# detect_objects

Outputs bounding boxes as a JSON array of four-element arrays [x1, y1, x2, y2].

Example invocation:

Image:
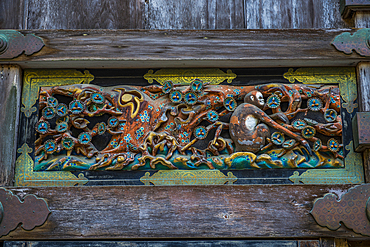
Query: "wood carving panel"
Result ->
[[34, 82, 343, 172], [15, 68, 362, 186]]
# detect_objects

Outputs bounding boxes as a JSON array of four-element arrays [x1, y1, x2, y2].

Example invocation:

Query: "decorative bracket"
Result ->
[[311, 184, 370, 237], [332, 28, 370, 57], [0, 187, 50, 237], [0, 30, 45, 59], [340, 0, 370, 19]]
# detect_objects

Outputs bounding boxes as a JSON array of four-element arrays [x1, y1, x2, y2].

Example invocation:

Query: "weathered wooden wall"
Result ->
[[0, 0, 351, 29]]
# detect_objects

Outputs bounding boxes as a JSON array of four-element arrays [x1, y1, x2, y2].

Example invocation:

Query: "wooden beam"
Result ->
[[0, 29, 368, 69], [0, 65, 21, 186], [2, 184, 369, 240]]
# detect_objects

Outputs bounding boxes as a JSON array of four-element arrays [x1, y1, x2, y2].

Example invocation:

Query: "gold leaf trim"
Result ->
[[140, 170, 237, 185], [15, 143, 88, 187], [289, 142, 363, 184], [144, 69, 236, 85], [283, 67, 358, 113], [21, 69, 94, 117]]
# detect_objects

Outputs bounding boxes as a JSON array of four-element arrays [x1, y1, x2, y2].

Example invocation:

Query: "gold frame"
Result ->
[[284, 67, 363, 184], [14, 68, 364, 186], [15, 70, 93, 186]]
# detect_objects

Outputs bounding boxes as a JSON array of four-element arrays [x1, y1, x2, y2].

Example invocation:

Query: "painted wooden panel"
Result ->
[[26, 0, 145, 29]]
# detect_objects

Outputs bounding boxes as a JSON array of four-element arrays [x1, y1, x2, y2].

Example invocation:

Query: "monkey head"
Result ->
[[244, 90, 264, 109]]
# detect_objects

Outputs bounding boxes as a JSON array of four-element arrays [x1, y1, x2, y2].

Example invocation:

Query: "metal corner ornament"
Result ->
[[332, 28, 370, 57], [311, 184, 370, 237], [0, 188, 50, 237], [0, 30, 44, 59]]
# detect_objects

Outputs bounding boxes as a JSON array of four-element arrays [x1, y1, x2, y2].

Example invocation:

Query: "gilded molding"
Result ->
[[15, 143, 88, 187], [284, 67, 358, 113], [311, 184, 370, 236], [144, 69, 236, 85], [0, 30, 44, 59], [140, 170, 237, 185]]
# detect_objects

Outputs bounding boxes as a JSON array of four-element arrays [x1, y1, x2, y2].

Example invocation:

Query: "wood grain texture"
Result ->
[[2, 0, 351, 30], [146, 0, 244, 29], [2, 29, 369, 69], [1, 184, 369, 240], [26, 0, 145, 29], [0, 0, 26, 29], [240, 0, 348, 29], [3, 240, 299, 247], [0, 65, 22, 186], [356, 63, 370, 183], [355, 11, 370, 28], [356, 62, 370, 112]]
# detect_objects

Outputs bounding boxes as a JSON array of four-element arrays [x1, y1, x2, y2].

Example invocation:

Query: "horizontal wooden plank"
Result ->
[[2, 184, 369, 240], [1, 29, 369, 69], [3, 240, 299, 247]]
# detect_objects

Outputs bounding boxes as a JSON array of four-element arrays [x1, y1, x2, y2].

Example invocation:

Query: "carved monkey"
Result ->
[[229, 90, 312, 154]]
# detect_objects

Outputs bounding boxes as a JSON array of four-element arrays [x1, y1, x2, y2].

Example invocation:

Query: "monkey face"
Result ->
[[255, 91, 264, 107], [247, 91, 265, 108]]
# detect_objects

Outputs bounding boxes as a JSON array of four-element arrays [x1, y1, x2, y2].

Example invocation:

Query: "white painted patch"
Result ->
[[245, 115, 258, 131]]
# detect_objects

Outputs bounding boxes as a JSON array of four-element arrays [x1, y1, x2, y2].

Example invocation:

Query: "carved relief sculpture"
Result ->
[[33, 80, 343, 172]]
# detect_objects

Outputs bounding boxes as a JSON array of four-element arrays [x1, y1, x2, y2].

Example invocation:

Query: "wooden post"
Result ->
[[0, 65, 22, 186], [355, 11, 370, 182]]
